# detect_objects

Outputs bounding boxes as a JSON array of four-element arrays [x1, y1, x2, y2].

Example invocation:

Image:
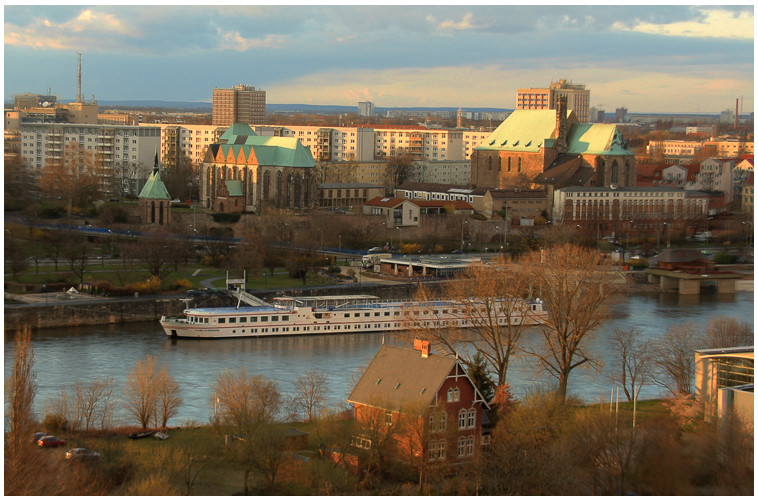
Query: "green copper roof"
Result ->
[[138, 170, 171, 200], [474, 109, 558, 153], [566, 124, 634, 156], [213, 123, 315, 168], [225, 179, 243, 197]]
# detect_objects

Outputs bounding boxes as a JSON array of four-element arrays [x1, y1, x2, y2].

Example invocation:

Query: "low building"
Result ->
[[346, 342, 491, 466], [378, 255, 480, 279], [395, 182, 492, 216], [318, 183, 384, 210], [138, 155, 172, 225], [363, 197, 420, 227]]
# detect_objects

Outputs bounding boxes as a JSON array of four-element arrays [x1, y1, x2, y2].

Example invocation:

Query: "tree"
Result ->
[[5, 233, 29, 279], [4, 327, 37, 493], [384, 154, 413, 192], [123, 232, 191, 281], [155, 368, 182, 429], [607, 328, 651, 402], [60, 231, 90, 285], [124, 355, 179, 430], [162, 152, 199, 202], [650, 322, 702, 396], [404, 255, 535, 388], [289, 369, 329, 422], [212, 369, 282, 428], [230, 228, 265, 277], [519, 244, 617, 402], [38, 142, 100, 216], [703, 315, 753, 349], [73, 377, 116, 431], [4, 153, 36, 212]]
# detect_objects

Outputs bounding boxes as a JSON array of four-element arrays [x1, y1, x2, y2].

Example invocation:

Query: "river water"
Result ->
[[5, 291, 754, 426]]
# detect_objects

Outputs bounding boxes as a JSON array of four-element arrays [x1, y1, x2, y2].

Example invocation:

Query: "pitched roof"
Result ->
[[474, 109, 559, 153], [365, 196, 411, 208], [347, 344, 459, 412], [565, 123, 634, 156], [209, 123, 315, 168], [534, 154, 594, 187], [138, 169, 171, 200]]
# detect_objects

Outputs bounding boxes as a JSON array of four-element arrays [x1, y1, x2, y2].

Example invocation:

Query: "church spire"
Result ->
[[153, 149, 159, 174]]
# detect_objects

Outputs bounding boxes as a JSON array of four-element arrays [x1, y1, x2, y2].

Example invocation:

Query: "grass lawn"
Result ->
[[7, 263, 336, 292]]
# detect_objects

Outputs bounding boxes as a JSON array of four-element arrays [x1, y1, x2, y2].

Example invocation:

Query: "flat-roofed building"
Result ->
[[517, 79, 590, 123], [695, 346, 754, 423], [318, 183, 384, 209], [212, 84, 266, 126]]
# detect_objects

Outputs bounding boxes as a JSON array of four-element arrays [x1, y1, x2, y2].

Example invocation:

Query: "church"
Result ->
[[470, 97, 636, 191], [200, 123, 317, 212]]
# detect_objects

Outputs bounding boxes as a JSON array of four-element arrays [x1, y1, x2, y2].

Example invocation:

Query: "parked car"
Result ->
[[65, 448, 100, 461], [37, 436, 66, 448], [33, 432, 47, 443]]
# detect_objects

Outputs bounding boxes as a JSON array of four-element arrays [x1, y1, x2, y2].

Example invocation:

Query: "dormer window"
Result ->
[[447, 387, 460, 402]]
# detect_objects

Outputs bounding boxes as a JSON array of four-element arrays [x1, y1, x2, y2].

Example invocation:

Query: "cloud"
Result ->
[[4, 7, 139, 50], [210, 22, 288, 51], [613, 7, 754, 40], [435, 12, 493, 32]]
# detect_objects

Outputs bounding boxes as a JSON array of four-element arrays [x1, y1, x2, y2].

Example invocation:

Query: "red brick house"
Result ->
[[346, 341, 490, 466]]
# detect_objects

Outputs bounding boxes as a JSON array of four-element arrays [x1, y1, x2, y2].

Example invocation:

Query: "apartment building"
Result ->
[[646, 138, 754, 163], [408, 160, 471, 185], [704, 138, 754, 157], [646, 139, 703, 158], [693, 158, 735, 203], [516, 79, 590, 123], [255, 125, 374, 162], [395, 182, 491, 215], [142, 123, 226, 168], [19, 123, 160, 194], [318, 183, 384, 209], [462, 130, 493, 160], [373, 126, 465, 161], [358, 101, 375, 117], [553, 186, 708, 239], [212, 84, 266, 126]]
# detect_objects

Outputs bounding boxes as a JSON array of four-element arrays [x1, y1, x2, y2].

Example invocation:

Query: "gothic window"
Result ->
[[611, 160, 619, 184], [507, 157, 512, 172], [262, 171, 271, 200], [518, 157, 522, 173], [151, 201, 155, 223]]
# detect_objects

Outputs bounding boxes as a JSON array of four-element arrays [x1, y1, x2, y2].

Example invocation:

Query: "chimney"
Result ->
[[735, 98, 739, 129], [413, 338, 431, 358], [555, 95, 568, 150]]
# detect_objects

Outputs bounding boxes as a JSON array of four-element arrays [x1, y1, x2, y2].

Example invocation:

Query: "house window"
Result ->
[[447, 387, 460, 402], [467, 409, 476, 429], [458, 409, 467, 429], [466, 435, 475, 456], [429, 439, 447, 460], [384, 411, 393, 426], [457, 436, 466, 457]]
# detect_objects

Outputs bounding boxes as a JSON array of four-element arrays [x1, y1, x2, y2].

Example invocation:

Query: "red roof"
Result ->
[[636, 163, 666, 178], [365, 196, 410, 208]]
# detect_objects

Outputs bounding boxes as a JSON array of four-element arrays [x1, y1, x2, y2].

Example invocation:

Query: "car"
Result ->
[[65, 448, 100, 461], [33, 432, 47, 443], [37, 436, 66, 448], [368, 247, 382, 253]]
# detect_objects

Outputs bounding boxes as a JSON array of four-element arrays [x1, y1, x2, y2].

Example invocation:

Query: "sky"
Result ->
[[3, 4, 755, 114]]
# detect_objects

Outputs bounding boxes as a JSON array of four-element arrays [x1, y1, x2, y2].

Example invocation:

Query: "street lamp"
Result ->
[[338, 234, 342, 254], [743, 221, 753, 246], [460, 219, 468, 253], [664, 222, 671, 248]]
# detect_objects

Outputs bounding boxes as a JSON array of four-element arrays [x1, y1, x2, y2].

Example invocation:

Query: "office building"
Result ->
[[517, 79, 590, 123], [212, 84, 266, 126]]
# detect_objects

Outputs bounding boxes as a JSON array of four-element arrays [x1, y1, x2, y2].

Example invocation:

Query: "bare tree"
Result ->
[[650, 322, 702, 396], [4, 327, 38, 494], [703, 315, 753, 349], [39, 142, 100, 216], [124, 355, 160, 430], [403, 255, 535, 389], [60, 231, 90, 285], [289, 369, 329, 422], [73, 377, 116, 431], [212, 369, 282, 428], [123, 232, 187, 281], [519, 244, 617, 402], [155, 368, 182, 429], [607, 327, 651, 401]]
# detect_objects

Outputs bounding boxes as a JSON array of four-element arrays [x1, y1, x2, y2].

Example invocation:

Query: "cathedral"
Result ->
[[200, 123, 317, 212], [470, 97, 636, 191]]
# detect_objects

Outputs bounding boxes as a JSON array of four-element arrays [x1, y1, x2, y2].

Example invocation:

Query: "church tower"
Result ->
[[138, 152, 172, 225]]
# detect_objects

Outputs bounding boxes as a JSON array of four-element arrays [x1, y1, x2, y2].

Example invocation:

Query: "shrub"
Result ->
[[172, 278, 192, 290], [211, 212, 241, 224], [327, 266, 342, 274], [130, 276, 161, 295], [42, 413, 68, 433], [713, 252, 736, 264]]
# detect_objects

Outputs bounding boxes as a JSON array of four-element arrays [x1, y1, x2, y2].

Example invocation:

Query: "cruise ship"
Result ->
[[160, 289, 546, 339]]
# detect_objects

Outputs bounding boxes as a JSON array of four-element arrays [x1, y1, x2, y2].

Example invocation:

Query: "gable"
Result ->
[[566, 124, 634, 156]]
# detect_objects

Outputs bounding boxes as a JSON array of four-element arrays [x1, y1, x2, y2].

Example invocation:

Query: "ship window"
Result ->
[[384, 312, 390, 316], [261, 316, 268, 322], [344, 313, 350, 317], [374, 312, 380, 317], [229, 318, 236, 323], [239, 317, 247, 322], [218, 318, 226, 324], [251, 317, 257, 322], [282, 316, 289, 321], [272, 316, 279, 321], [364, 313, 370, 317]]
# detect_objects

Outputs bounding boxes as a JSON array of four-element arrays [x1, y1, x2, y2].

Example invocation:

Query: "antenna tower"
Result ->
[[77, 52, 83, 103]]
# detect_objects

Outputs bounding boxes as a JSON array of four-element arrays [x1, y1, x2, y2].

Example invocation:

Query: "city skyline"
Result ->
[[4, 5, 754, 114]]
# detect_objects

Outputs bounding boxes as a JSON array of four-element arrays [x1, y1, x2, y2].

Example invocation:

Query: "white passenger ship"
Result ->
[[160, 288, 546, 339]]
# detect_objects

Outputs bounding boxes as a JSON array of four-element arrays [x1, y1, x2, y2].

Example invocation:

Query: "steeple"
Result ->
[[154, 149, 159, 173]]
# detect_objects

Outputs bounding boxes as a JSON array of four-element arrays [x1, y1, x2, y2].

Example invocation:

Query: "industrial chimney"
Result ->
[[735, 98, 739, 129], [77, 52, 83, 103]]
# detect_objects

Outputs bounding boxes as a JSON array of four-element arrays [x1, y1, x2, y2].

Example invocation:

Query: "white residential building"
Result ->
[[693, 158, 735, 202], [19, 122, 160, 194]]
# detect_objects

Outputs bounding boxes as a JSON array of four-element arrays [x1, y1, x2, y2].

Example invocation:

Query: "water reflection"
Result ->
[[5, 291, 753, 425]]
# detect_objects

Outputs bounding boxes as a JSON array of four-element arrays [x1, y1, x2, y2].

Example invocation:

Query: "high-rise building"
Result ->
[[212, 84, 266, 126], [516, 79, 590, 123], [358, 101, 375, 117]]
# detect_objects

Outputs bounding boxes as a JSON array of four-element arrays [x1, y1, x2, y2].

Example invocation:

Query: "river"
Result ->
[[5, 291, 754, 426]]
